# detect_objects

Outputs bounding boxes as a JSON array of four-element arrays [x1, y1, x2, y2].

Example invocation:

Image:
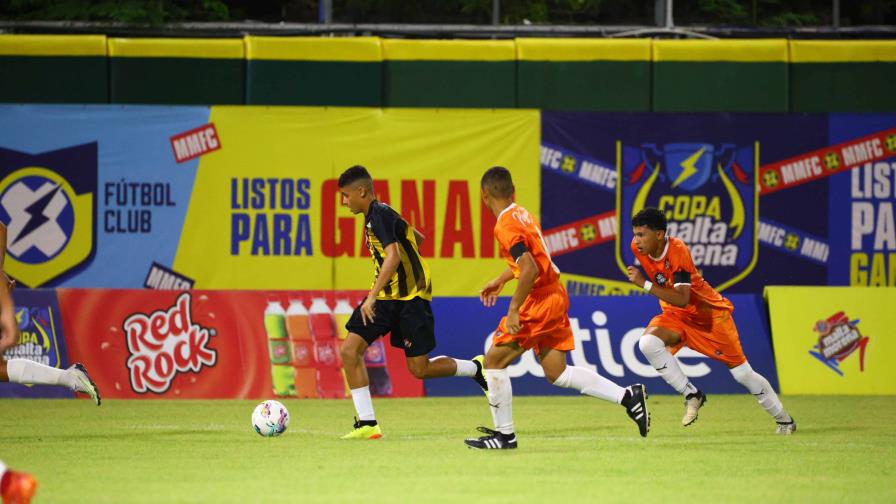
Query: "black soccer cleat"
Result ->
[[70, 362, 101, 406], [471, 355, 488, 394], [464, 427, 517, 450], [621, 383, 650, 437]]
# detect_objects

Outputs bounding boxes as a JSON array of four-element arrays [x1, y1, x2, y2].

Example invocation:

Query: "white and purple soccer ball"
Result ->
[[252, 400, 290, 437]]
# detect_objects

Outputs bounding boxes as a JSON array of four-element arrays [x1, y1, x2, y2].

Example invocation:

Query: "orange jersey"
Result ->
[[631, 237, 733, 314], [495, 203, 559, 290]]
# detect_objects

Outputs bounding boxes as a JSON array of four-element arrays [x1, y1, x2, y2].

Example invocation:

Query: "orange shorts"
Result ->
[[648, 308, 746, 367], [493, 283, 575, 355]]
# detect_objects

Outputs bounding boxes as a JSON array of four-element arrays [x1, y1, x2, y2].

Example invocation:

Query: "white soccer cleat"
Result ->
[[68, 363, 101, 406], [682, 390, 707, 426], [776, 417, 796, 435]]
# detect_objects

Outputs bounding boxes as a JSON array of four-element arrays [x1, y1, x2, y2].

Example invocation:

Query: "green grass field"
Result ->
[[1, 395, 894, 503]]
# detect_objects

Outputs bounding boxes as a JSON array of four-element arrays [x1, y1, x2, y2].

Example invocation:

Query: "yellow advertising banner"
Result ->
[[765, 286, 895, 394], [174, 107, 540, 295]]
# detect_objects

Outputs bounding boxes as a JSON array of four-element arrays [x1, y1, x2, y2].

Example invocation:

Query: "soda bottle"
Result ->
[[264, 298, 295, 397], [308, 298, 345, 398], [286, 299, 317, 398], [333, 299, 354, 340]]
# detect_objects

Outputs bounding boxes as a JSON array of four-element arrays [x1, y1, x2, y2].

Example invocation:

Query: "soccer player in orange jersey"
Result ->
[[0, 223, 100, 405], [0, 460, 37, 504], [625, 207, 795, 434], [464, 167, 649, 450]]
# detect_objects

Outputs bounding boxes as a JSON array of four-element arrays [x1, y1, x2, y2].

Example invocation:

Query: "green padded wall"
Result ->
[[0, 35, 108, 104], [109, 38, 244, 105], [517, 38, 651, 112], [653, 39, 789, 113]]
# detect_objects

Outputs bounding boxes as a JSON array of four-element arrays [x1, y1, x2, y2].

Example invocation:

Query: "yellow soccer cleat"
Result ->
[[341, 418, 383, 440], [471, 355, 488, 395]]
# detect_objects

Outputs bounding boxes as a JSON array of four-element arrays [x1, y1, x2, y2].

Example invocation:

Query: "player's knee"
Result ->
[[406, 361, 427, 379], [339, 342, 362, 364], [638, 334, 664, 356]]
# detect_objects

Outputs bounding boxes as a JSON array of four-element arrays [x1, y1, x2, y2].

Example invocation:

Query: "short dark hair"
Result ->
[[481, 166, 515, 198], [338, 165, 373, 190], [632, 207, 667, 231]]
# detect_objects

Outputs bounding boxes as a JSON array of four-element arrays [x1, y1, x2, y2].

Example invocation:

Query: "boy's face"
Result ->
[[632, 225, 665, 256], [339, 182, 367, 214]]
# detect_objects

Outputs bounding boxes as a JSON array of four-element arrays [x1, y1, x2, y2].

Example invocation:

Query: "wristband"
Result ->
[[642, 280, 653, 292]]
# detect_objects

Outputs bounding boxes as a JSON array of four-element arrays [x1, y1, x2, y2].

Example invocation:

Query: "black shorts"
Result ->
[[344, 297, 435, 357]]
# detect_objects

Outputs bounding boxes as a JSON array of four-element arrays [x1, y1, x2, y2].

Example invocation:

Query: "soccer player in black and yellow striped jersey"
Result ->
[[337, 165, 486, 440]]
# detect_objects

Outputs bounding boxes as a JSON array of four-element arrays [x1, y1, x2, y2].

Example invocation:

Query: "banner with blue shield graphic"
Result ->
[[0, 289, 73, 398]]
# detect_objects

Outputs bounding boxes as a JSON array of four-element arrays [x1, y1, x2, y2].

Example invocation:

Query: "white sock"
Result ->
[[350, 386, 376, 421], [552, 366, 626, 404], [6, 359, 76, 389], [730, 362, 790, 422], [0, 459, 6, 478], [484, 369, 514, 435], [451, 358, 477, 378], [638, 335, 697, 396]]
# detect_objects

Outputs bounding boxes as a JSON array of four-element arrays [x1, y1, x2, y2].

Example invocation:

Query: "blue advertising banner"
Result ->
[[541, 112, 896, 292], [0, 288, 73, 398], [426, 294, 777, 396]]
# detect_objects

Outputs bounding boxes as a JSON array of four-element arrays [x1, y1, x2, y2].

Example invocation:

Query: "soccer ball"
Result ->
[[251, 400, 290, 437]]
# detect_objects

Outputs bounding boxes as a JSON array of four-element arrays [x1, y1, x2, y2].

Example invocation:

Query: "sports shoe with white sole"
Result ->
[[464, 427, 517, 450], [621, 384, 650, 437], [682, 390, 706, 426], [776, 417, 797, 435], [69, 363, 101, 406]]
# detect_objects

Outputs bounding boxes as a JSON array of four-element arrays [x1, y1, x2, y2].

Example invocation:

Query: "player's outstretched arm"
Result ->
[[480, 267, 514, 307], [506, 253, 538, 334], [625, 265, 690, 308]]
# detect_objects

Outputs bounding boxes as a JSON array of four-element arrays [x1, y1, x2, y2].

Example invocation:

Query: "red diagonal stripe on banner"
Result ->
[[759, 127, 896, 195], [542, 210, 616, 257]]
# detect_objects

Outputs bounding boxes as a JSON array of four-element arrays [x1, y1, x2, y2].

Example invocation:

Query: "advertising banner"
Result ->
[[0, 288, 73, 398], [426, 293, 777, 396], [0, 106, 539, 295], [766, 286, 894, 394], [56, 289, 422, 399], [541, 112, 896, 293]]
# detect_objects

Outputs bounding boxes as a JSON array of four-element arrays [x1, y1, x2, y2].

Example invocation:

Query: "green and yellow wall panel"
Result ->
[[790, 41, 896, 112], [652, 39, 789, 112], [0, 35, 108, 103], [108, 38, 244, 104], [382, 39, 516, 108], [516, 38, 651, 111], [245, 36, 382, 106]]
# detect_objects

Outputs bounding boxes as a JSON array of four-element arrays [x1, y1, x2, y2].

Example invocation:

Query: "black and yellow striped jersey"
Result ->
[[365, 200, 432, 301]]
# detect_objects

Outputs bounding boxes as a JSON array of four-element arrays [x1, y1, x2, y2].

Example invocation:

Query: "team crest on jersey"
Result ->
[[654, 272, 667, 286], [0, 143, 97, 287], [616, 141, 758, 291]]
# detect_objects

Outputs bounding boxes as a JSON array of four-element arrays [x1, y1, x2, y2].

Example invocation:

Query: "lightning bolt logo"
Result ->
[[671, 147, 705, 188], [11, 184, 62, 247]]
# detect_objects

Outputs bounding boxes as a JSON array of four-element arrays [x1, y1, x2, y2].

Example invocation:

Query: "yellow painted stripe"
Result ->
[[791, 41, 896, 63], [516, 38, 650, 61], [0, 35, 106, 56], [246, 36, 381, 62], [108, 38, 244, 59], [382, 39, 515, 61], [654, 39, 788, 62]]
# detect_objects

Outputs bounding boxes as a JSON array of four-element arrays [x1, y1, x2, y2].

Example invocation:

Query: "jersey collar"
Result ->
[[649, 237, 670, 261], [497, 202, 517, 220]]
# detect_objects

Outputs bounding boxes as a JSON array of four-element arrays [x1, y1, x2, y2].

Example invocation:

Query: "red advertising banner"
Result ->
[[57, 289, 424, 399]]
